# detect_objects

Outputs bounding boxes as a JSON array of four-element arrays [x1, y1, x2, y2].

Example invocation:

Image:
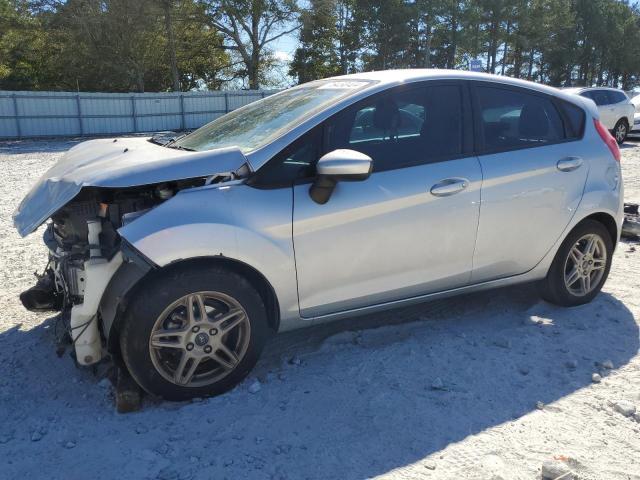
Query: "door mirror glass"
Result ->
[[310, 149, 372, 204]]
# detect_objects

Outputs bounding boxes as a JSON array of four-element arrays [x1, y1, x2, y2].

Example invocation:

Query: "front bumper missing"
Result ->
[[71, 252, 124, 365]]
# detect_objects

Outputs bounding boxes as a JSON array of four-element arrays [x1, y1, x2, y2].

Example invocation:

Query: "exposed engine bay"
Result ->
[[19, 178, 212, 365], [14, 135, 252, 372]]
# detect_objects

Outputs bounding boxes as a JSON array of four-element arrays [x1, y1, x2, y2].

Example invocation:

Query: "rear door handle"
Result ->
[[557, 157, 583, 172], [430, 178, 469, 197]]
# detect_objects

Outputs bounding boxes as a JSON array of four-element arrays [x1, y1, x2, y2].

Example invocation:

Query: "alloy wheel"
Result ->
[[149, 291, 251, 387], [563, 233, 607, 297], [615, 123, 627, 143]]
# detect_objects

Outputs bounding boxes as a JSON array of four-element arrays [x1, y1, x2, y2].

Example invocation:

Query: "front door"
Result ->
[[292, 82, 482, 317]]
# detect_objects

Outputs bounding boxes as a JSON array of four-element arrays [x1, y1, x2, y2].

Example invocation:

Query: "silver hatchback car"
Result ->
[[15, 70, 624, 400]]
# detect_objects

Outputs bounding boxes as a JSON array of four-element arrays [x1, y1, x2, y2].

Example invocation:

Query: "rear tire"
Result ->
[[119, 265, 269, 401], [613, 119, 628, 144], [539, 220, 613, 307]]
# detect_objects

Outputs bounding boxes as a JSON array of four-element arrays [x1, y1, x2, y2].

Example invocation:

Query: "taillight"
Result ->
[[594, 119, 621, 162]]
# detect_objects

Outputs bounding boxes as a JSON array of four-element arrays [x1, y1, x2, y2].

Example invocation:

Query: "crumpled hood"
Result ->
[[13, 137, 249, 237]]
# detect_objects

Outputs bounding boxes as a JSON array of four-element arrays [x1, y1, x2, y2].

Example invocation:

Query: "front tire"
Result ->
[[539, 220, 613, 307], [613, 119, 628, 144], [119, 265, 269, 401]]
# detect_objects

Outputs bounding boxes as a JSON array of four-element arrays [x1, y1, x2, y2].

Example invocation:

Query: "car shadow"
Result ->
[[0, 283, 637, 479]]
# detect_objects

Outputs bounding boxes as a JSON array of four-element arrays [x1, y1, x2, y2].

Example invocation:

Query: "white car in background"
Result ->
[[565, 87, 635, 144], [631, 93, 640, 134]]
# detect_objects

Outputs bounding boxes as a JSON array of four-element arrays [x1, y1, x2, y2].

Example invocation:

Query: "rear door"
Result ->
[[470, 83, 589, 283]]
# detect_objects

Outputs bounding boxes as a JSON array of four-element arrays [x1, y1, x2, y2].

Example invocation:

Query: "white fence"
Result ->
[[0, 90, 279, 139]]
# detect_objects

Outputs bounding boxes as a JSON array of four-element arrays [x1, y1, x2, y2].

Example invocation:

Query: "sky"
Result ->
[[264, 28, 299, 87]]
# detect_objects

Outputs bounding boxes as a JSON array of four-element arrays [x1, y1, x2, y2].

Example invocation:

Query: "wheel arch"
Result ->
[[104, 255, 281, 355], [582, 211, 619, 247]]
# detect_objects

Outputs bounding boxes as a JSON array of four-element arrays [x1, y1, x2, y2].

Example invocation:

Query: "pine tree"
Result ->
[[290, 0, 341, 83]]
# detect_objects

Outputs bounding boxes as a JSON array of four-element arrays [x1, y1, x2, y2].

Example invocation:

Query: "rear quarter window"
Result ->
[[609, 91, 628, 104], [557, 100, 585, 140]]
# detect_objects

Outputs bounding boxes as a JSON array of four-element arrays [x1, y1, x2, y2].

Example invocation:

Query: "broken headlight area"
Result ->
[[19, 179, 205, 365]]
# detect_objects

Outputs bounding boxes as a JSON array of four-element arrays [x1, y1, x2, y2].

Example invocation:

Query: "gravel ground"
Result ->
[[0, 137, 639, 480]]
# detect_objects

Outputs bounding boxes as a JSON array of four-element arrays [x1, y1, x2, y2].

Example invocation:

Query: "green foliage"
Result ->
[[291, 0, 640, 89], [289, 0, 342, 82], [0, 0, 231, 91], [3, 0, 640, 90]]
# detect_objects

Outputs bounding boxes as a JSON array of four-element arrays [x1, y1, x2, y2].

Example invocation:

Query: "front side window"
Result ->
[[174, 79, 374, 153], [326, 84, 463, 171], [477, 86, 565, 152]]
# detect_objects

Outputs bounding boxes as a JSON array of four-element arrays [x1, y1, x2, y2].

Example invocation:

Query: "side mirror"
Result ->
[[309, 149, 373, 204]]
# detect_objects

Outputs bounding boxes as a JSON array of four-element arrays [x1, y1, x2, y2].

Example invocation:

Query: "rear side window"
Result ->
[[476, 86, 565, 152], [581, 90, 611, 106], [557, 100, 585, 139]]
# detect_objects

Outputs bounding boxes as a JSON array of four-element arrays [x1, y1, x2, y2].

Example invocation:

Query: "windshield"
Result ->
[[174, 80, 375, 153]]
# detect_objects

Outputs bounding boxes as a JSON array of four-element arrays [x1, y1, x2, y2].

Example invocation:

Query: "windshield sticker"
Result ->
[[317, 81, 366, 90]]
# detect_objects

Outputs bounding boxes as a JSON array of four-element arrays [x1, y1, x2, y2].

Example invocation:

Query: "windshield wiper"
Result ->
[[149, 136, 168, 146], [148, 131, 192, 148], [164, 133, 188, 146], [166, 144, 196, 152]]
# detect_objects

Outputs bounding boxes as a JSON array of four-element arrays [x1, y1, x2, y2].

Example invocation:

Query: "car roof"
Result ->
[[563, 86, 626, 93], [328, 69, 589, 107], [335, 69, 560, 94]]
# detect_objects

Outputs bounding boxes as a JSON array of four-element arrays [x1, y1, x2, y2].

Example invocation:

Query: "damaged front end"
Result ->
[[23, 183, 188, 365], [14, 137, 251, 366]]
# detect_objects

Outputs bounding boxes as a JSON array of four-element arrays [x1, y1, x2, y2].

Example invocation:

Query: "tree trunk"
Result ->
[[163, 0, 180, 92], [488, 15, 499, 74], [513, 44, 522, 78], [564, 64, 573, 87], [527, 49, 534, 80], [424, 20, 432, 68], [136, 70, 145, 93], [448, 6, 458, 69], [473, 22, 480, 58], [248, 8, 261, 90], [338, 3, 348, 74], [501, 21, 511, 76], [249, 51, 260, 89]]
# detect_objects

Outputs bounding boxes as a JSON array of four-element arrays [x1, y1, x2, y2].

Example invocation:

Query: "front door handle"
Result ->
[[557, 156, 583, 172], [430, 178, 469, 197]]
